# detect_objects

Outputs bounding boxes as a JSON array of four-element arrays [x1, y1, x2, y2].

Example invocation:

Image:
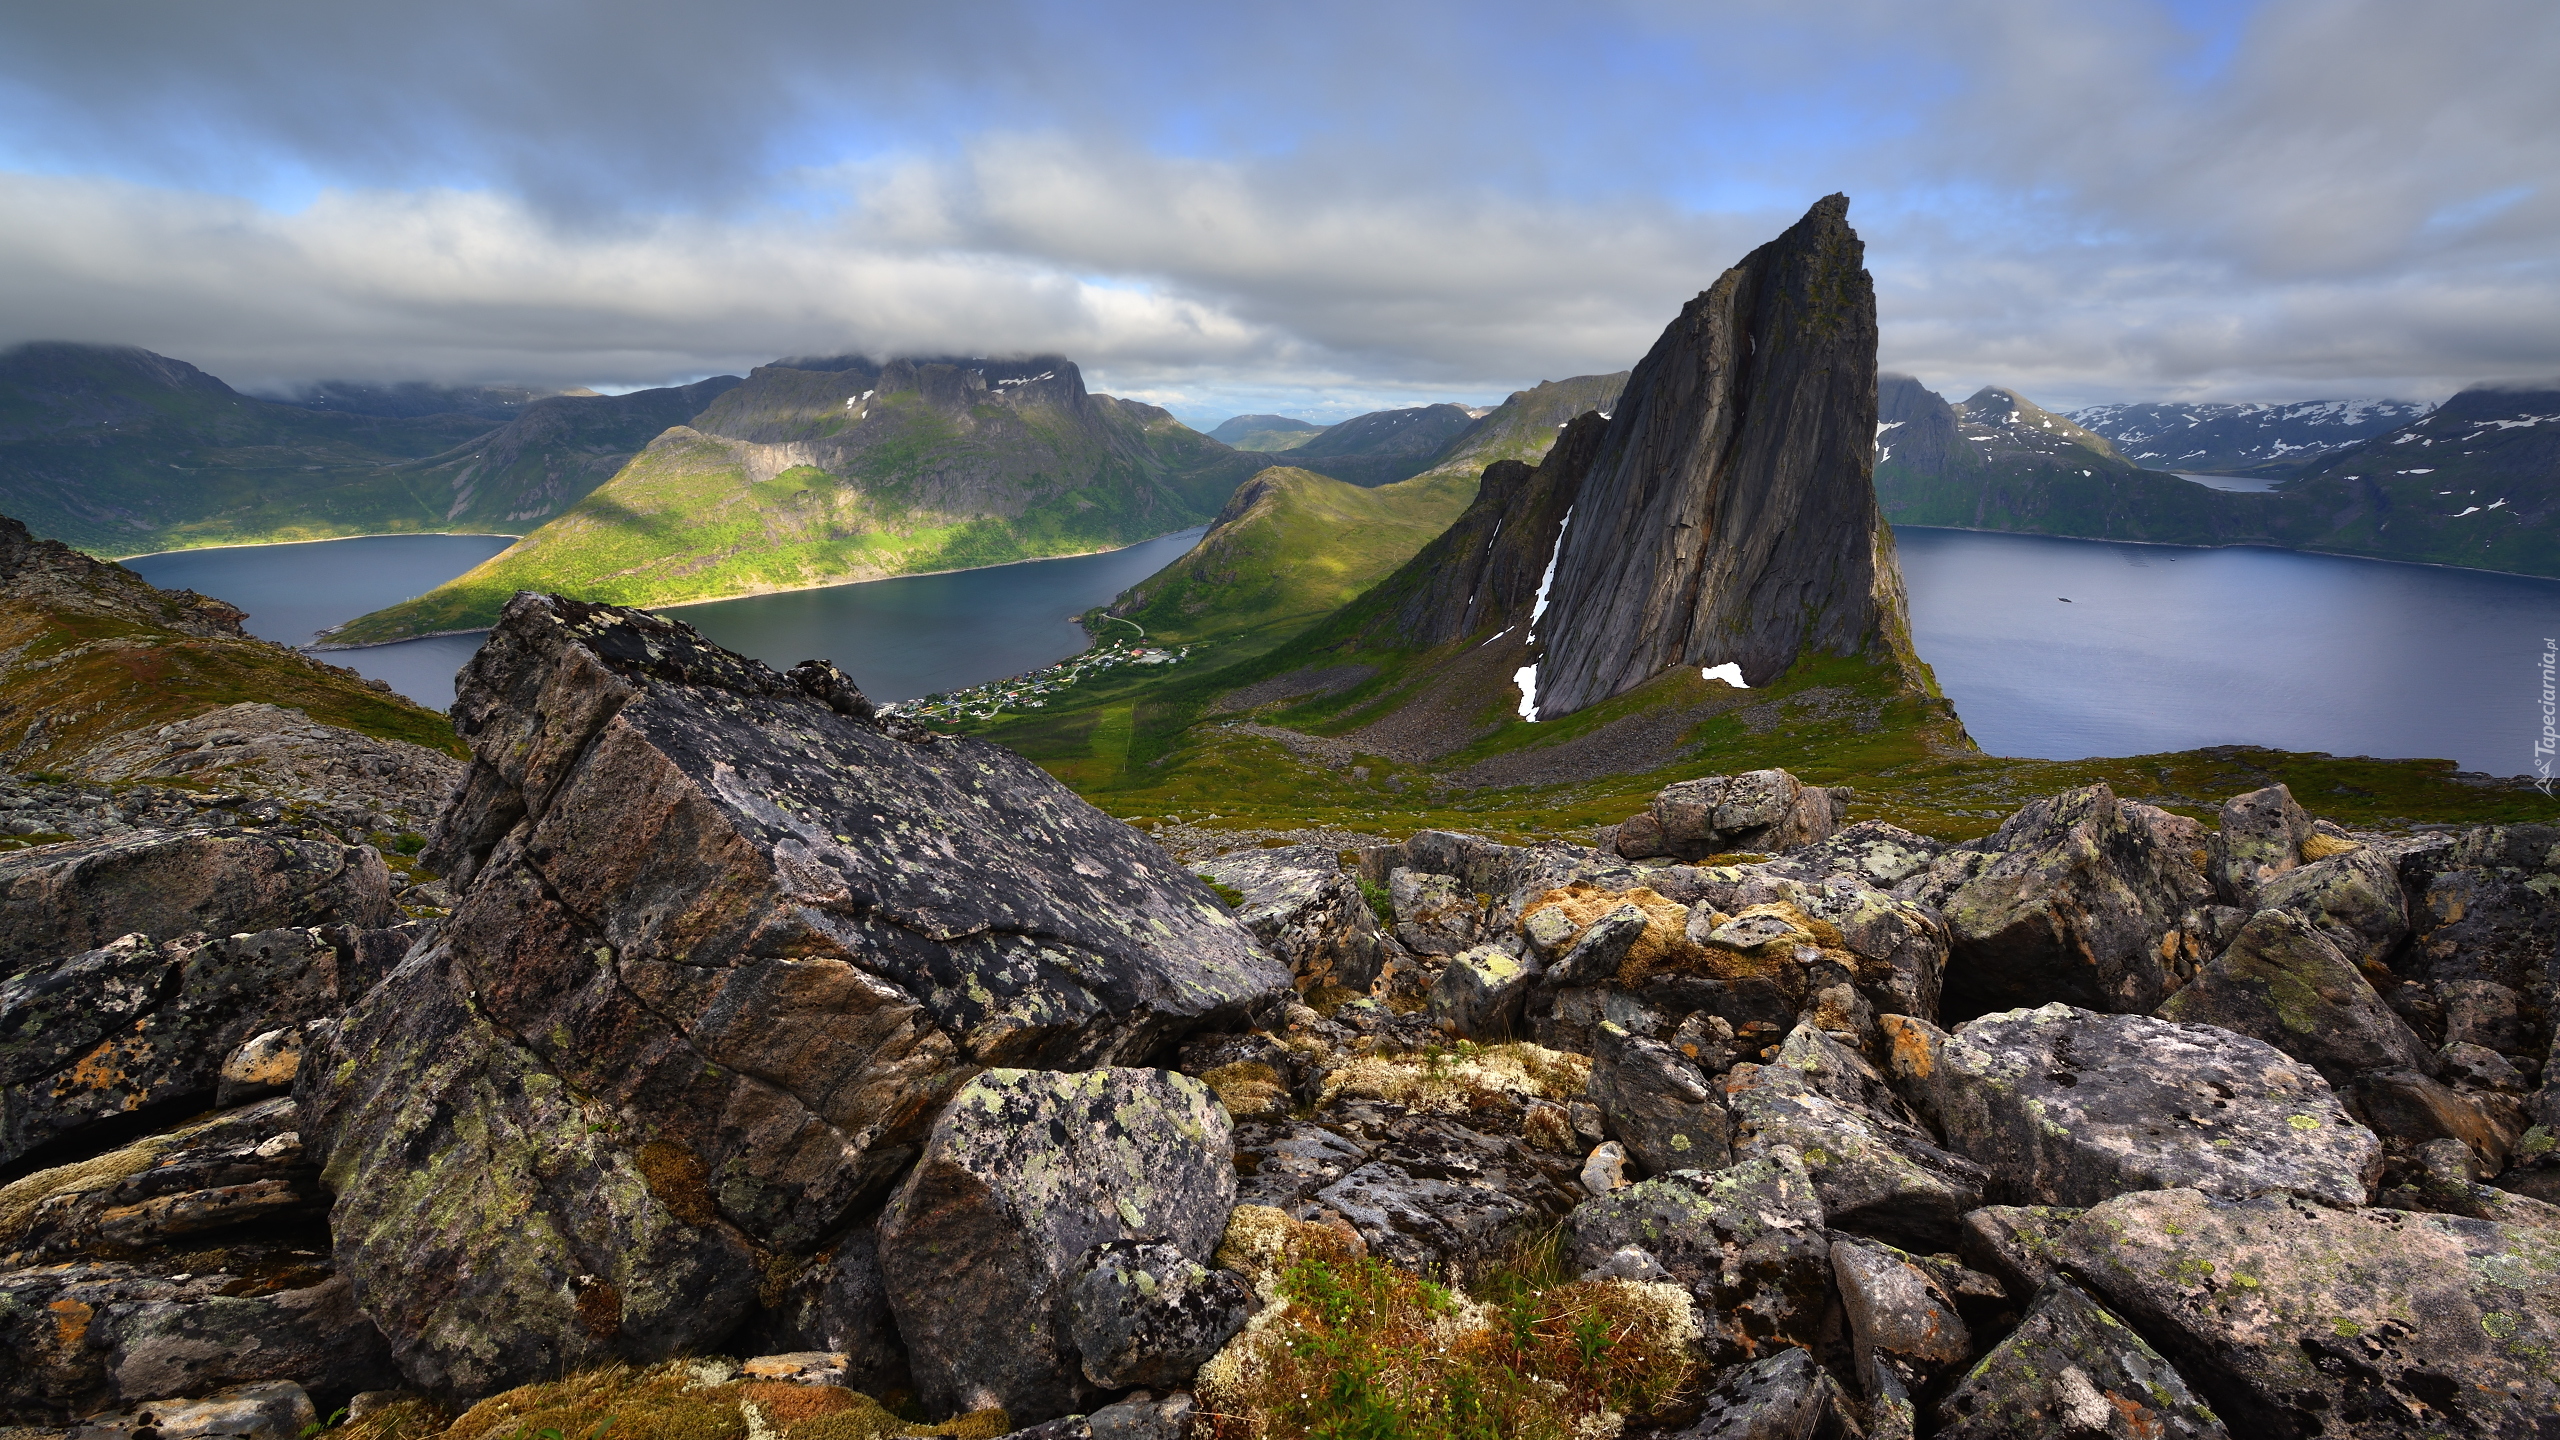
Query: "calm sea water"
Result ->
[[1895, 528, 2560, 776], [133, 529, 1206, 710], [121, 526, 2560, 777]]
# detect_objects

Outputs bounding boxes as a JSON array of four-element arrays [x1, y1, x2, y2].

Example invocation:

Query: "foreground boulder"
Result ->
[[2058, 1187, 2560, 1437], [1904, 785, 2212, 1016], [1189, 846, 1387, 998], [302, 594, 1287, 1397], [1727, 1024, 1986, 1251], [877, 1068, 1235, 1423], [2156, 907, 2434, 1086], [1896, 1005, 2380, 1209], [0, 830, 390, 979], [1563, 1150, 1832, 1367]]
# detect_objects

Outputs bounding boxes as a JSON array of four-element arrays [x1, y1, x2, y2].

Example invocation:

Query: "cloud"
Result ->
[[0, 0, 2553, 415]]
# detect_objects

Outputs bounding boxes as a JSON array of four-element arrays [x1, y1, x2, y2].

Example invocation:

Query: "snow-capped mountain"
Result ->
[[2067, 398, 2431, 474]]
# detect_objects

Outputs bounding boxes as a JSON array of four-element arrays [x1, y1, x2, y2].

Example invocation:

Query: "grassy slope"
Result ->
[[1402, 374, 1628, 487], [330, 377, 1262, 642], [1105, 466, 1479, 654], [1, 563, 461, 770]]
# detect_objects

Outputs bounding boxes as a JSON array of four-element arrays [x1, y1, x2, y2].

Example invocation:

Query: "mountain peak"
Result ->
[[1527, 193, 1920, 716]]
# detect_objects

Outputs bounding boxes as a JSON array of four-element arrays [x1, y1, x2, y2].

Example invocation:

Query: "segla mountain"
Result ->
[[326, 356, 1263, 642]]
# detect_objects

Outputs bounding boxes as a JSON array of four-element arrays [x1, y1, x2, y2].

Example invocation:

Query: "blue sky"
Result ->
[[1, 0, 2553, 424]]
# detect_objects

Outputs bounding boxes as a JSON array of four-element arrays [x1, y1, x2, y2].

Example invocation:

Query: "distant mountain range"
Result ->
[[2067, 398, 2431, 475], [1876, 374, 2559, 577], [1207, 414, 1323, 451]]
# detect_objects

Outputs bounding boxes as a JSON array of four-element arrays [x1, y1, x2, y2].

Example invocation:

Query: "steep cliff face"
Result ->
[[1528, 195, 1917, 717]]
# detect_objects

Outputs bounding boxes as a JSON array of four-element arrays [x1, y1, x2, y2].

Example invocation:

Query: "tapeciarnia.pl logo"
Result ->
[[2539, 637, 2557, 796]]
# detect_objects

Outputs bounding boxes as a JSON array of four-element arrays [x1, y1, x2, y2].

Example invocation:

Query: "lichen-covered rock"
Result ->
[[1588, 1022, 1730, 1177], [1603, 770, 1846, 862], [1549, 902, 1652, 987], [3, 927, 358, 1168], [0, 1259, 393, 1421], [1759, 820, 1947, 890], [2397, 825, 2560, 1064], [1669, 1346, 1863, 1439], [1831, 1237, 1971, 1401], [2252, 846, 2409, 970], [1723, 1023, 1984, 1252], [2156, 907, 2434, 1086], [0, 830, 391, 979], [2058, 1186, 2560, 1438], [1429, 945, 1537, 1040], [1307, 1115, 1583, 1274], [2208, 784, 2315, 905], [1, 1098, 321, 1264], [1388, 868, 1480, 956], [1903, 1005, 2380, 1209], [1191, 847, 1387, 998], [876, 1067, 1235, 1424], [299, 948, 762, 1400], [1955, 1205, 2081, 1299], [1066, 1240, 1249, 1390], [1934, 1275, 2228, 1440], [1563, 1151, 1832, 1367], [2379, 1138, 2560, 1229], [72, 701, 465, 841], [2353, 1066, 2524, 1171], [1902, 785, 2213, 1016]]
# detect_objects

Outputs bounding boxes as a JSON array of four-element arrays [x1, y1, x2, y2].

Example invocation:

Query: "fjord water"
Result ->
[[131, 528, 1207, 708], [1895, 528, 2559, 775], [120, 527, 2558, 777]]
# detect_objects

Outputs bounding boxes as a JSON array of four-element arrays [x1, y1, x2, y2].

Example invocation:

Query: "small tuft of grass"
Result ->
[[1196, 1241, 1695, 1439]]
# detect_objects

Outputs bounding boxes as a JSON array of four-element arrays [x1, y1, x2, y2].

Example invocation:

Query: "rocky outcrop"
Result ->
[[0, 831, 391, 979], [69, 703, 465, 839], [1599, 769, 1848, 862], [301, 594, 1286, 1398], [1895, 1005, 2381, 1209], [3, 925, 403, 1168], [1563, 1151, 1832, 1368], [876, 1068, 1235, 1423], [1726, 1024, 1986, 1251], [1904, 784, 2215, 1016], [1530, 194, 1920, 715], [1190, 846, 1387, 998]]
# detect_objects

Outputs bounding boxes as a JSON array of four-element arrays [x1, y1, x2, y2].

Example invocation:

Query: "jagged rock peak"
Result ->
[[1529, 193, 1920, 716]]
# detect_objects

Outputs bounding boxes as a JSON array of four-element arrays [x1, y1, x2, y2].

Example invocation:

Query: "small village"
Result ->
[[881, 634, 1191, 722]]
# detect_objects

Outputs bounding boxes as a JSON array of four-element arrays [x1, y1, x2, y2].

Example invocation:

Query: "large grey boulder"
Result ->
[[1601, 769, 1847, 862], [3, 927, 380, 1168], [2058, 1186, 2560, 1438], [876, 1067, 1235, 1424], [2156, 907, 2434, 1087], [2252, 845, 2408, 970], [1903, 785, 2213, 1016], [0, 830, 390, 980], [1727, 1024, 1985, 1252], [1230, 1107, 1582, 1275], [300, 595, 1285, 1396], [1429, 944, 1538, 1039], [1897, 1004, 2380, 1209], [1190, 847, 1387, 998], [1563, 1150, 1832, 1367], [1934, 1275, 2228, 1440]]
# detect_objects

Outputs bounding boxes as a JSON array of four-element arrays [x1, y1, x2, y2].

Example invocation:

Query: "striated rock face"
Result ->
[[301, 593, 1287, 1397], [1531, 194, 1919, 716]]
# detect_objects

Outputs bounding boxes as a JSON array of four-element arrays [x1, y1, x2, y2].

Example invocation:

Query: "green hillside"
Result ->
[[1402, 373, 1628, 484], [327, 356, 1263, 643], [1102, 465, 1479, 654], [0, 342, 744, 555]]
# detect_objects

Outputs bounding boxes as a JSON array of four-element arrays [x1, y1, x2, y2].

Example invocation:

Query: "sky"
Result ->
[[1, 0, 2554, 425]]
